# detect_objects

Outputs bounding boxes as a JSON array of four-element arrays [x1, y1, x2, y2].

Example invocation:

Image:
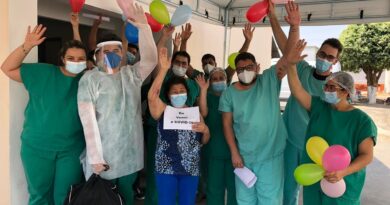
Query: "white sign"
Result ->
[[163, 106, 200, 130]]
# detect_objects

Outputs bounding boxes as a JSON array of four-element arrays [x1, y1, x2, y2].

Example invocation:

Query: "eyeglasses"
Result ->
[[324, 84, 342, 92], [236, 64, 256, 73], [317, 51, 337, 62]]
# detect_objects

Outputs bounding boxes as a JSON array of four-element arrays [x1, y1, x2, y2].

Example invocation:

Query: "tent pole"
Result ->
[[223, 0, 236, 68]]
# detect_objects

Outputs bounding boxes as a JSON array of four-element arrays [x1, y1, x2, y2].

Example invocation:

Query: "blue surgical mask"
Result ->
[[170, 93, 187, 108], [126, 52, 137, 65], [104, 52, 122, 69], [212, 81, 227, 93], [323, 91, 340, 104], [65, 61, 86, 74], [316, 58, 332, 73]]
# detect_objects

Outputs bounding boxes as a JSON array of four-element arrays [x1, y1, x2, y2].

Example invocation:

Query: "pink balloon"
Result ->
[[116, 0, 134, 19], [320, 179, 346, 198], [246, 1, 269, 23], [322, 145, 351, 172]]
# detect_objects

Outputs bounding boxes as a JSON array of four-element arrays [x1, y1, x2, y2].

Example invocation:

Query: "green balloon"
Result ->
[[228, 52, 239, 69], [294, 163, 324, 186], [150, 0, 170, 25]]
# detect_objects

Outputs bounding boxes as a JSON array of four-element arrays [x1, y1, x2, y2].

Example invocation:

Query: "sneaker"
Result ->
[[134, 187, 145, 200]]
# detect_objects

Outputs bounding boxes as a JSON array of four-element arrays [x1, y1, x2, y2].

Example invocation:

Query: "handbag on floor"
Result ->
[[63, 174, 124, 205]]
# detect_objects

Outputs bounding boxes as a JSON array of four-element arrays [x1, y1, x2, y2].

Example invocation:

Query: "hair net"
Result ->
[[326, 71, 355, 96], [209, 67, 227, 79]]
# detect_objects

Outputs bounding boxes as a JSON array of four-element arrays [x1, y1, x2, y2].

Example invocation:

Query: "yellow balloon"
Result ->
[[306, 136, 329, 166], [228, 52, 239, 69]]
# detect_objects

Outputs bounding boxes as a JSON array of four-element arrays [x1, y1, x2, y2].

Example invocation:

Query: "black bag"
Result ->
[[63, 174, 124, 205]]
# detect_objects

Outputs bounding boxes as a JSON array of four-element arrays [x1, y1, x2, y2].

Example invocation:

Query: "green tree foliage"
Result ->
[[339, 23, 390, 86]]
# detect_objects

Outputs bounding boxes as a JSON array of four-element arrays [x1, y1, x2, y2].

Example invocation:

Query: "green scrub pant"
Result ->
[[20, 143, 84, 205], [145, 125, 158, 205], [111, 172, 137, 205], [206, 157, 237, 205], [283, 140, 303, 205], [235, 154, 284, 205], [303, 183, 359, 205]]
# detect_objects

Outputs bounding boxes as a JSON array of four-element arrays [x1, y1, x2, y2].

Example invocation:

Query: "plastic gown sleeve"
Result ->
[[78, 77, 106, 165], [133, 24, 158, 81]]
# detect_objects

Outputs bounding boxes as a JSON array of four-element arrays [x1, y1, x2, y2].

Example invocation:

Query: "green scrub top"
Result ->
[[302, 96, 377, 204], [283, 61, 327, 150], [203, 92, 230, 159], [219, 67, 287, 163], [20, 63, 85, 151], [145, 70, 200, 127]]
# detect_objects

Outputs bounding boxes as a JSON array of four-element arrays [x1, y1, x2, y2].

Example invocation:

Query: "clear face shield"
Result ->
[[95, 41, 123, 74]]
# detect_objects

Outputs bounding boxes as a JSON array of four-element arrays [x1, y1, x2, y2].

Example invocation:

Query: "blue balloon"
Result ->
[[125, 23, 138, 44], [171, 5, 192, 26]]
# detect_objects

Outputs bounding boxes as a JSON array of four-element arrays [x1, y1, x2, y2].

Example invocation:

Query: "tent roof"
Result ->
[[174, 0, 390, 26]]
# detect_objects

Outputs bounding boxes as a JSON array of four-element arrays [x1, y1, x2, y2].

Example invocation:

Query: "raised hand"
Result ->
[[173, 32, 181, 48], [24, 25, 47, 50], [127, 3, 148, 27], [93, 15, 103, 26], [242, 23, 255, 41], [180, 23, 192, 42], [162, 26, 175, 37], [267, 0, 276, 16], [286, 39, 307, 65], [158, 47, 171, 71], [284, 1, 301, 26], [195, 75, 210, 92], [70, 12, 79, 27]]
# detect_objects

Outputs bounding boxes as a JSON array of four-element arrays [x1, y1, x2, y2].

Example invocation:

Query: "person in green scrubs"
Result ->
[[1, 25, 87, 205], [196, 68, 237, 205], [284, 39, 377, 205], [219, 52, 287, 205], [267, 1, 345, 204], [144, 26, 200, 205]]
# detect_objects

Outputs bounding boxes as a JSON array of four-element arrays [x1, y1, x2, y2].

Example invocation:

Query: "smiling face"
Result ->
[[62, 48, 87, 65]]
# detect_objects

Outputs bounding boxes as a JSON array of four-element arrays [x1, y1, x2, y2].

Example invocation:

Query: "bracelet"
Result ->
[[21, 44, 29, 55]]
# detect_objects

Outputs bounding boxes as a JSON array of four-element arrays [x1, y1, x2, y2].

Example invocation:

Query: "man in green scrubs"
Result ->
[[1, 24, 87, 205], [219, 52, 287, 205]]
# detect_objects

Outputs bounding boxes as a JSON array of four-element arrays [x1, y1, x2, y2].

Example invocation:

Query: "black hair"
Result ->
[[87, 50, 96, 64], [321, 38, 343, 56], [164, 76, 189, 105], [128, 43, 139, 51], [58, 40, 87, 66], [171, 51, 191, 65], [97, 33, 122, 45], [235, 52, 256, 66], [201, 53, 216, 62]]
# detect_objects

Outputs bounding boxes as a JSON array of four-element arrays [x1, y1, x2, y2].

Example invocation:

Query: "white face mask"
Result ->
[[172, 65, 187, 77], [65, 61, 86, 74], [203, 64, 215, 74], [238, 70, 256, 84]]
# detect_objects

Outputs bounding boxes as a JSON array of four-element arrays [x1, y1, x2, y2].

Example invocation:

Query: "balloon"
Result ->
[[69, 0, 85, 13], [306, 136, 329, 166], [145, 12, 163, 32], [116, 0, 134, 19], [322, 145, 351, 172], [246, 0, 269, 23], [320, 179, 346, 198], [125, 23, 139, 44], [171, 5, 192, 26], [150, 0, 170, 25], [294, 163, 324, 186], [228, 52, 239, 69]]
